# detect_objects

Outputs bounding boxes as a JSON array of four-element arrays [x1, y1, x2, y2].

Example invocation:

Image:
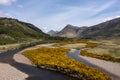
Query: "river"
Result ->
[[0, 44, 119, 80], [67, 49, 120, 80], [0, 49, 75, 80]]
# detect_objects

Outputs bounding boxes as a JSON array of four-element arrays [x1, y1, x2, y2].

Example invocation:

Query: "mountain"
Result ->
[[80, 17, 120, 39], [55, 24, 79, 38], [55, 24, 87, 38], [0, 17, 49, 45], [53, 17, 120, 39], [47, 30, 57, 36]]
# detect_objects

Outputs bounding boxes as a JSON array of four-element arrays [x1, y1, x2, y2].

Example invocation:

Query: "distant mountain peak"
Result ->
[[47, 30, 57, 36], [55, 24, 80, 38], [51, 17, 120, 39], [65, 24, 73, 27], [64, 24, 79, 29]]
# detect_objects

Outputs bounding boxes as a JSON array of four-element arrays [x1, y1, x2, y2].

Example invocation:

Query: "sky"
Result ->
[[0, 0, 120, 32]]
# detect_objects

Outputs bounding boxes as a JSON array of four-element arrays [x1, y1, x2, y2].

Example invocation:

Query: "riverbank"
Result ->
[[0, 44, 73, 80], [79, 55, 120, 80], [67, 49, 120, 80], [1, 43, 119, 80], [22, 47, 111, 80], [0, 63, 28, 80]]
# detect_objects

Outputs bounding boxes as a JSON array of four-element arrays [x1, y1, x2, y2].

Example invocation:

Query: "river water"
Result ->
[[0, 49, 75, 80], [67, 49, 97, 67], [67, 49, 120, 80]]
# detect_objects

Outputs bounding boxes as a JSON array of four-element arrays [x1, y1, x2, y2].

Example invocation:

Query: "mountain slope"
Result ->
[[80, 17, 120, 39], [0, 17, 48, 45], [55, 24, 87, 38], [47, 30, 57, 36], [56, 24, 79, 38], [53, 17, 120, 39]]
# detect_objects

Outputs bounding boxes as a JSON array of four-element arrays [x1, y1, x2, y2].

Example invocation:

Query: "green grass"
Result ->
[[0, 37, 17, 45]]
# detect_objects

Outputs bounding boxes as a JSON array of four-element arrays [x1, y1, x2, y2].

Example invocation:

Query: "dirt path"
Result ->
[[67, 49, 120, 80]]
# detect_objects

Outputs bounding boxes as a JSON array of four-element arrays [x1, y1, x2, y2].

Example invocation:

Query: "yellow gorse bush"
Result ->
[[23, 47, 111, 80], [53, 40, 99, 48], [81, 49, 120, 63]]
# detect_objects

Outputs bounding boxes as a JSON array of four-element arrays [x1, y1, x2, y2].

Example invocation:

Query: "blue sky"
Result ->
[[0, 0, 120, 32]]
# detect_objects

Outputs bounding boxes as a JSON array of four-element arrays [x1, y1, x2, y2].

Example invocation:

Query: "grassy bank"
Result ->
[[22, 47, 111, 80], [0, 43, 20, 53], [81, 49, 120, 63], [0, 40, 52, 53], [53, 39, 120, 62], [80, 39, 120, 62]]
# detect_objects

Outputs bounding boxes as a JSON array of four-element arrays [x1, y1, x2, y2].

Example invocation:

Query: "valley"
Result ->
[[1, 0, 120, 79], [0, 17, 120, 80]]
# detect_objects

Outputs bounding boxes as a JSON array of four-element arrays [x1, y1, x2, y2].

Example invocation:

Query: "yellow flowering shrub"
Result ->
[[81, 49, 120, 62], [22, 47, 111, 80], [53, 40, 99, 48]]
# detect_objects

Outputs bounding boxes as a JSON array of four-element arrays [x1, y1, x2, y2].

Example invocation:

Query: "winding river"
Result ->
[[67, 49, 120, 80], [0, 48, 75, 80], [0, 44, 120, 80], [67, 49, 99, 68]]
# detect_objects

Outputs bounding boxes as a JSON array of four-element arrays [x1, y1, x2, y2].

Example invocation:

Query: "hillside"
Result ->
[[0, 17, 49, 45], [52, 17, 120, 39], [52, 24, 87, 38], [80, 17, 120, 39], [47, 30, 57, 36], [55, 24, 79, 38]]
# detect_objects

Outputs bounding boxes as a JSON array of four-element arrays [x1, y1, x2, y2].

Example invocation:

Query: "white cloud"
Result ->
[[81, 11, 120, 27], [0, 0, 119, 32], [0, 0, 16, 6], [39, 0, 118, 31]]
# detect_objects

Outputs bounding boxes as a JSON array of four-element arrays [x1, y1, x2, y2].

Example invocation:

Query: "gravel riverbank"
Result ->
[[79, 55, 120, 80], [67, 49, 120, 80], [0, 63, 28, 80], [0, 44, 73, 80]]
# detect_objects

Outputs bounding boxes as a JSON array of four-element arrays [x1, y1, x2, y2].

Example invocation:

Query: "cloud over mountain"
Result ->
[[0, 0, 16, 6]]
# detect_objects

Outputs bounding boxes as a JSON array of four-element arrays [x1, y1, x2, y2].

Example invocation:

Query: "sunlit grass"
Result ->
[[53, 40, 99, 48], [81, 49, 120, 63]]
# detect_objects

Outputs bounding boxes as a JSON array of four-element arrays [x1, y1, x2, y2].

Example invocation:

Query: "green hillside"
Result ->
[[0, 17, 49, 45]]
